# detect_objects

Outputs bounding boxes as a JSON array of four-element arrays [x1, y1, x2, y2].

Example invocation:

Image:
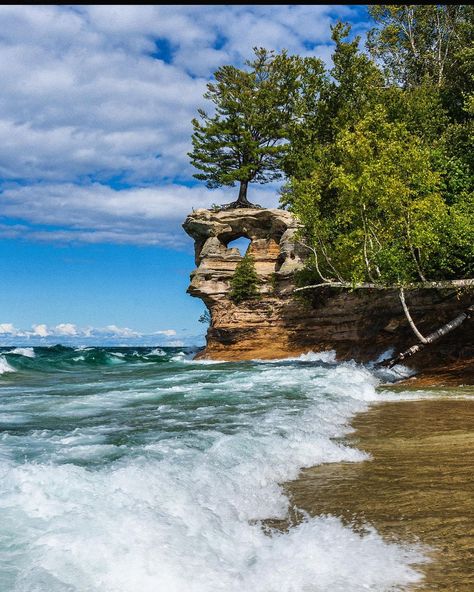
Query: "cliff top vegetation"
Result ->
[[189, 4, 473, 287]]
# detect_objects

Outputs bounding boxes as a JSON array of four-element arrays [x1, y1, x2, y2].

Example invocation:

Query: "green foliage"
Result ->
[[367, 5, 473, 89], [188, 48, 319, 203], [230, 255, 260, 304], [270, 272, 278, 294], [284, 23, 384, 181], [189, 8, 473, 287], [198, 309, 211, 325], [282, 14, 473, 287], [285, 107, 447, 285]]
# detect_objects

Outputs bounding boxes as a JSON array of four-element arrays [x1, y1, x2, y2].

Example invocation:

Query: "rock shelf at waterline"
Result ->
[[183, 207, 473, 384]]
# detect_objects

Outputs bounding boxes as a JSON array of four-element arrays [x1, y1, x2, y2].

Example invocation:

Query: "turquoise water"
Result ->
[[0, 346, 425, 591]]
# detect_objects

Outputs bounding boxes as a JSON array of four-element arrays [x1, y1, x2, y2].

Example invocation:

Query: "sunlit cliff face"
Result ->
[[182, 207, 474, 366], [182, 207, 304, 305]]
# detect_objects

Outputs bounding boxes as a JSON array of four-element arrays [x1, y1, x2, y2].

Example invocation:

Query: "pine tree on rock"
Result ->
[[188, 48, 318, 209], [230, 255, 260, 303]]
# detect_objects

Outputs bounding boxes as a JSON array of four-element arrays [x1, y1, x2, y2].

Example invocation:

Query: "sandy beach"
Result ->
[[280, 393, 474, 591]]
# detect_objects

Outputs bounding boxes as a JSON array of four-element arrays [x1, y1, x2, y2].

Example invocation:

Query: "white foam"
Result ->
[[107, 354, 125, 364], [0, 355, 16, 375], [170, 351, 228, 365], [3, 459, 426, 592], [147, 348, 166, 357], [372, 362, 417, 384], [0, 359, 427, 591], [255, 350, 338, 364], [6, 347, 36, 358]]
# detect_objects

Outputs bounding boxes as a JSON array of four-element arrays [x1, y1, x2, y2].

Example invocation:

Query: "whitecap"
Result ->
[[254, 350, 338, 364], [6, 347, 36, 358], [0, 355, 16, 375], [0, 355, 429, 591], [146, 348, 166, 357]]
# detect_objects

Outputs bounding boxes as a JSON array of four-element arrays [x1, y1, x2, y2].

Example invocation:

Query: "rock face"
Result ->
[[183, 207, 473, 374]]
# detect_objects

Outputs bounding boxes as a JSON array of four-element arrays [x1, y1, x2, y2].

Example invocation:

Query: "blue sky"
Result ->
[[0, 5, 370, 346]]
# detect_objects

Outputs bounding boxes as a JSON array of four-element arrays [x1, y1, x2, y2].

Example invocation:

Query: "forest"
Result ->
[[189, 5, 473, 288]]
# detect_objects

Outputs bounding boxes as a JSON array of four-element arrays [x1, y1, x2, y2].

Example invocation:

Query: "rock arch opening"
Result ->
[[226, 236, 252, 257]]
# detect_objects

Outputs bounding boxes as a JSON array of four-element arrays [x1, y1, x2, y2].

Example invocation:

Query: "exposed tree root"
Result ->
[[294, 279, 474, 293], [292, 279, 473, 368], [219, 200, 262, 210]]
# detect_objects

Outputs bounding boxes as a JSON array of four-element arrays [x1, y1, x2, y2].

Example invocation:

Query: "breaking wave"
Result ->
[[0, 347, 428, 591]]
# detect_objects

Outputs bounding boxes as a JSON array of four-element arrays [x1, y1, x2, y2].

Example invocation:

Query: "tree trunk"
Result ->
[[221, 180, 261, 210], [237, 180, 250, 205], [386, 304, 473, 368], [399, 287, 427, 344]]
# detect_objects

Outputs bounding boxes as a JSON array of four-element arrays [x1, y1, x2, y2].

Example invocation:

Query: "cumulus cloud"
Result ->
[[0, 323, 19, 334], [0, 5, 369, 247], [99, 325, 140, 338], [55, 323, 78, 336], [0, 321, 194, 345], [32, 324, 49, 337], [0, 182, 281, 246]]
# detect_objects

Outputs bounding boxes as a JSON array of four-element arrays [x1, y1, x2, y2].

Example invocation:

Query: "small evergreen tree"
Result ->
[[230, 255, 260, 303], [198, 308, 211, 325]]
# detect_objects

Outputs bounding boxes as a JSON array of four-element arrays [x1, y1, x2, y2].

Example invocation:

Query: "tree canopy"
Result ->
[[281, 9, 473, 287], [230, 254, 260, 303], [189, 5, 473, 285], [188, 48, 323, 208]]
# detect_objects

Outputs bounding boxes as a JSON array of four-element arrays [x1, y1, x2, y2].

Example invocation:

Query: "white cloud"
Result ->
[[0, 5, 369, 247], [0, 321, 201, 346], [55, 323, 78, 336], [155, 329, 176, 337], [0, 323, 18, 334], [0, 323, 191, 345], [0, 183, 280, 246], [32, 324, 49, 337], [100, 325, 140, 338]]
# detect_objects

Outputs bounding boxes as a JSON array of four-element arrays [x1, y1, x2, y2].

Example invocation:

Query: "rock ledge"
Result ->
[[183, 207, 473, 378]]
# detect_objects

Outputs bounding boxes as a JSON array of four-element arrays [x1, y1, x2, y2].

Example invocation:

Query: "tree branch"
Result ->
[[294, 278, 474, 293], [296, 240, 331, 283], [399, 287, 427, 343]]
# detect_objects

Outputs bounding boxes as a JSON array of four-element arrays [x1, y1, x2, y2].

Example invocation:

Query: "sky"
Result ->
[[0, 5, 370, 347]]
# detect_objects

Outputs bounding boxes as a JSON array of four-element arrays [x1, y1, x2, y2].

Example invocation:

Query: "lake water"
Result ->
[[0, 345, 427, 591]]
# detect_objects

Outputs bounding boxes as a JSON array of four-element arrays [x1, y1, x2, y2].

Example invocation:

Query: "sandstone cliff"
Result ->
[[183, 207, 473, 381]]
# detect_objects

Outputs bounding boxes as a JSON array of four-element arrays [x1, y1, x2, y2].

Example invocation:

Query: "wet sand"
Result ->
[[282, 394, 474, 591]]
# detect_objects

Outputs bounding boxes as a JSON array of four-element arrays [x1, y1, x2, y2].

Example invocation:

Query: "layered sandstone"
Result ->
[[183, 207, 473, 377]]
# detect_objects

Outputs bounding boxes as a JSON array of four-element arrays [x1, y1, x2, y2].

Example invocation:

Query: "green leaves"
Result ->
[[189, 11, 472, 285], [230, 255, 260, 304], [188, 48, 317, 201], [282, 15, 473, 287], [367, 5, 473, 91]]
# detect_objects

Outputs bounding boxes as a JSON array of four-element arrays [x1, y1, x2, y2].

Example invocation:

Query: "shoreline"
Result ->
[[392, 359, 474, 388], [280, 393, 474, 591]]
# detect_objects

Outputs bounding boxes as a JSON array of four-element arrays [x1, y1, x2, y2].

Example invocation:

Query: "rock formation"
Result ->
[[183, 207, 473, 379]]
